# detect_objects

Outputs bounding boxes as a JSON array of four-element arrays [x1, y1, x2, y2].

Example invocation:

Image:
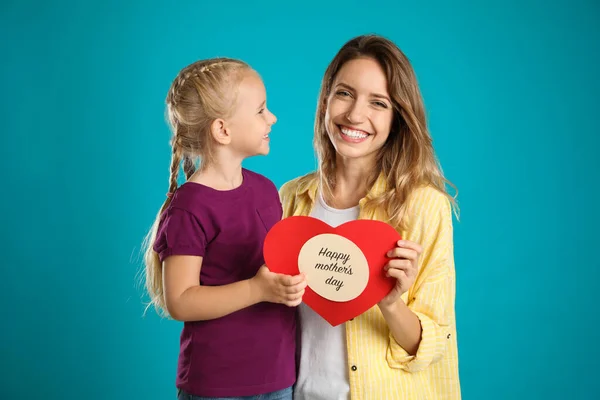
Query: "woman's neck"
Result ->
[[325, 155, 377, 209]]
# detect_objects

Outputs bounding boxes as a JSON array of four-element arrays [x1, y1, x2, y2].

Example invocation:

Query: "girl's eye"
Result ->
[[336, 90, 351, 97], [374, 101, 388, 108], [258, 108, 265, 114]]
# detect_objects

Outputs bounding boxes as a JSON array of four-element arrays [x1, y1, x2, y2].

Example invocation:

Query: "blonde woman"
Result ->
[[281, 35, 461, 400]]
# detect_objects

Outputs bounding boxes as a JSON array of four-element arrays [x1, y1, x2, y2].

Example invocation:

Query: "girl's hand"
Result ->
[[379, 240, 423, 308], [251, 265, 307, 307]]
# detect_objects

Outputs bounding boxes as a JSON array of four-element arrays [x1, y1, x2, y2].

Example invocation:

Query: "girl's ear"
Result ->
[[210, 118, 231, 145]]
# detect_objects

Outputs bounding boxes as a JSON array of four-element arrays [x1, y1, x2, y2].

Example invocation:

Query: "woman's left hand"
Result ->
[[378, 239, 423, 308]]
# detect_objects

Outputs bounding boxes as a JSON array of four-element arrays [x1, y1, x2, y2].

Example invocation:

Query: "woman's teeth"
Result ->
[[340, 127, 368, 139]]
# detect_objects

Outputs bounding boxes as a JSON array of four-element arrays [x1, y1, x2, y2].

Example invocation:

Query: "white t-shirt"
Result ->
[[293, 191, 359, 400]]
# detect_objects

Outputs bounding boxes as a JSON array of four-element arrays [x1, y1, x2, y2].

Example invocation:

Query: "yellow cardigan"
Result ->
[[279, 172, 461, 400]]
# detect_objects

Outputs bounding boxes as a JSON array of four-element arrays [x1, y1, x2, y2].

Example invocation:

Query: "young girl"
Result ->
[[280, 35, 461, 399], [143, 58, 306, 400]]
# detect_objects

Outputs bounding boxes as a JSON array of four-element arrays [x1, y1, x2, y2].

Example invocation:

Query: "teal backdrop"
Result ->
[[2, 0, 598, 399]]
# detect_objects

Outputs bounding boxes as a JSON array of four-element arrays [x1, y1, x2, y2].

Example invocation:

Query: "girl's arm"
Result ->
[[163, 255, 306, 321]]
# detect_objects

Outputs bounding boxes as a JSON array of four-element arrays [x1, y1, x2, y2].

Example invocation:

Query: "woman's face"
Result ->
[[324, 57, 394, 164]]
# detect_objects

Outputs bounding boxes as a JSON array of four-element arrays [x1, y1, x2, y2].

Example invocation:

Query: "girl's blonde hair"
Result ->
[[314, 35, 458, 231], [142, 57, 251, 316]]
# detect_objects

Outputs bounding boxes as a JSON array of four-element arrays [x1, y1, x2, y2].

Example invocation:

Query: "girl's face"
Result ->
[[325, 57, 394, 164], [227, 71, 277, 158]]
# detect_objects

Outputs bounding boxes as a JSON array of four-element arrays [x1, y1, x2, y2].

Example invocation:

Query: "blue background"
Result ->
[[2, 0, 598, 399]]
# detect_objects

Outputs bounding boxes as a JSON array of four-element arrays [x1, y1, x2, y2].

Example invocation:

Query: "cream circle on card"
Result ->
[[297, 233, 370, 302]]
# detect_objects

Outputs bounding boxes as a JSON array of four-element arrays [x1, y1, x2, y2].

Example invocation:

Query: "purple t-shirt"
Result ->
[[153, 169, 296, 397]]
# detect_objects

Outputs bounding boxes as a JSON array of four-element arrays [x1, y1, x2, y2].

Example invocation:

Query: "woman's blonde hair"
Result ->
[[142, 57, 251, 316], [314, 35, 458, 231]]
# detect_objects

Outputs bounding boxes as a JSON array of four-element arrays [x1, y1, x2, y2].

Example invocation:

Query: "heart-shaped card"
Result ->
[[263, 216, 401, 326]]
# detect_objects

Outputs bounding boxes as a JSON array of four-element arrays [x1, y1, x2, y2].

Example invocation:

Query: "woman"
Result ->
[[280, 34, 461, 400]]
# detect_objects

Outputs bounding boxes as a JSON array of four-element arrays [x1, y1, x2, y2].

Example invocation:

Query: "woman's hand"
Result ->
[[379, 240, 422, 307]]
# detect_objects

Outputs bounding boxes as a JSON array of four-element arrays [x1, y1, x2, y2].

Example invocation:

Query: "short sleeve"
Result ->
[[153, 207, 207, 262]]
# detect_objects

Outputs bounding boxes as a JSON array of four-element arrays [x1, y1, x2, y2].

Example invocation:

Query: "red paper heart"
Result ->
[[263, 216, 401, 326]]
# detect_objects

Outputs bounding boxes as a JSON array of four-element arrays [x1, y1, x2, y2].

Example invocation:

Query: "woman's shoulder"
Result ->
[[404, 184, 454, 219], [400, 185, 456, 248], [408, 184, 450, 203], [279, 171, 318, 198]]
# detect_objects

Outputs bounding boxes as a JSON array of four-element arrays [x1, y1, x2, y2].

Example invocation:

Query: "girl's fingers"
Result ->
[[284, 281, 308, 294], [280, 273, 306, 286]]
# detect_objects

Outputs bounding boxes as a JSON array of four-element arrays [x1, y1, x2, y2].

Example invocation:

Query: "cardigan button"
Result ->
[[351, 365, 357, 371]]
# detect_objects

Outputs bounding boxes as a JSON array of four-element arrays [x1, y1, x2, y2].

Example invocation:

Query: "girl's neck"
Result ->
[[189, 151, 244, 190]]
